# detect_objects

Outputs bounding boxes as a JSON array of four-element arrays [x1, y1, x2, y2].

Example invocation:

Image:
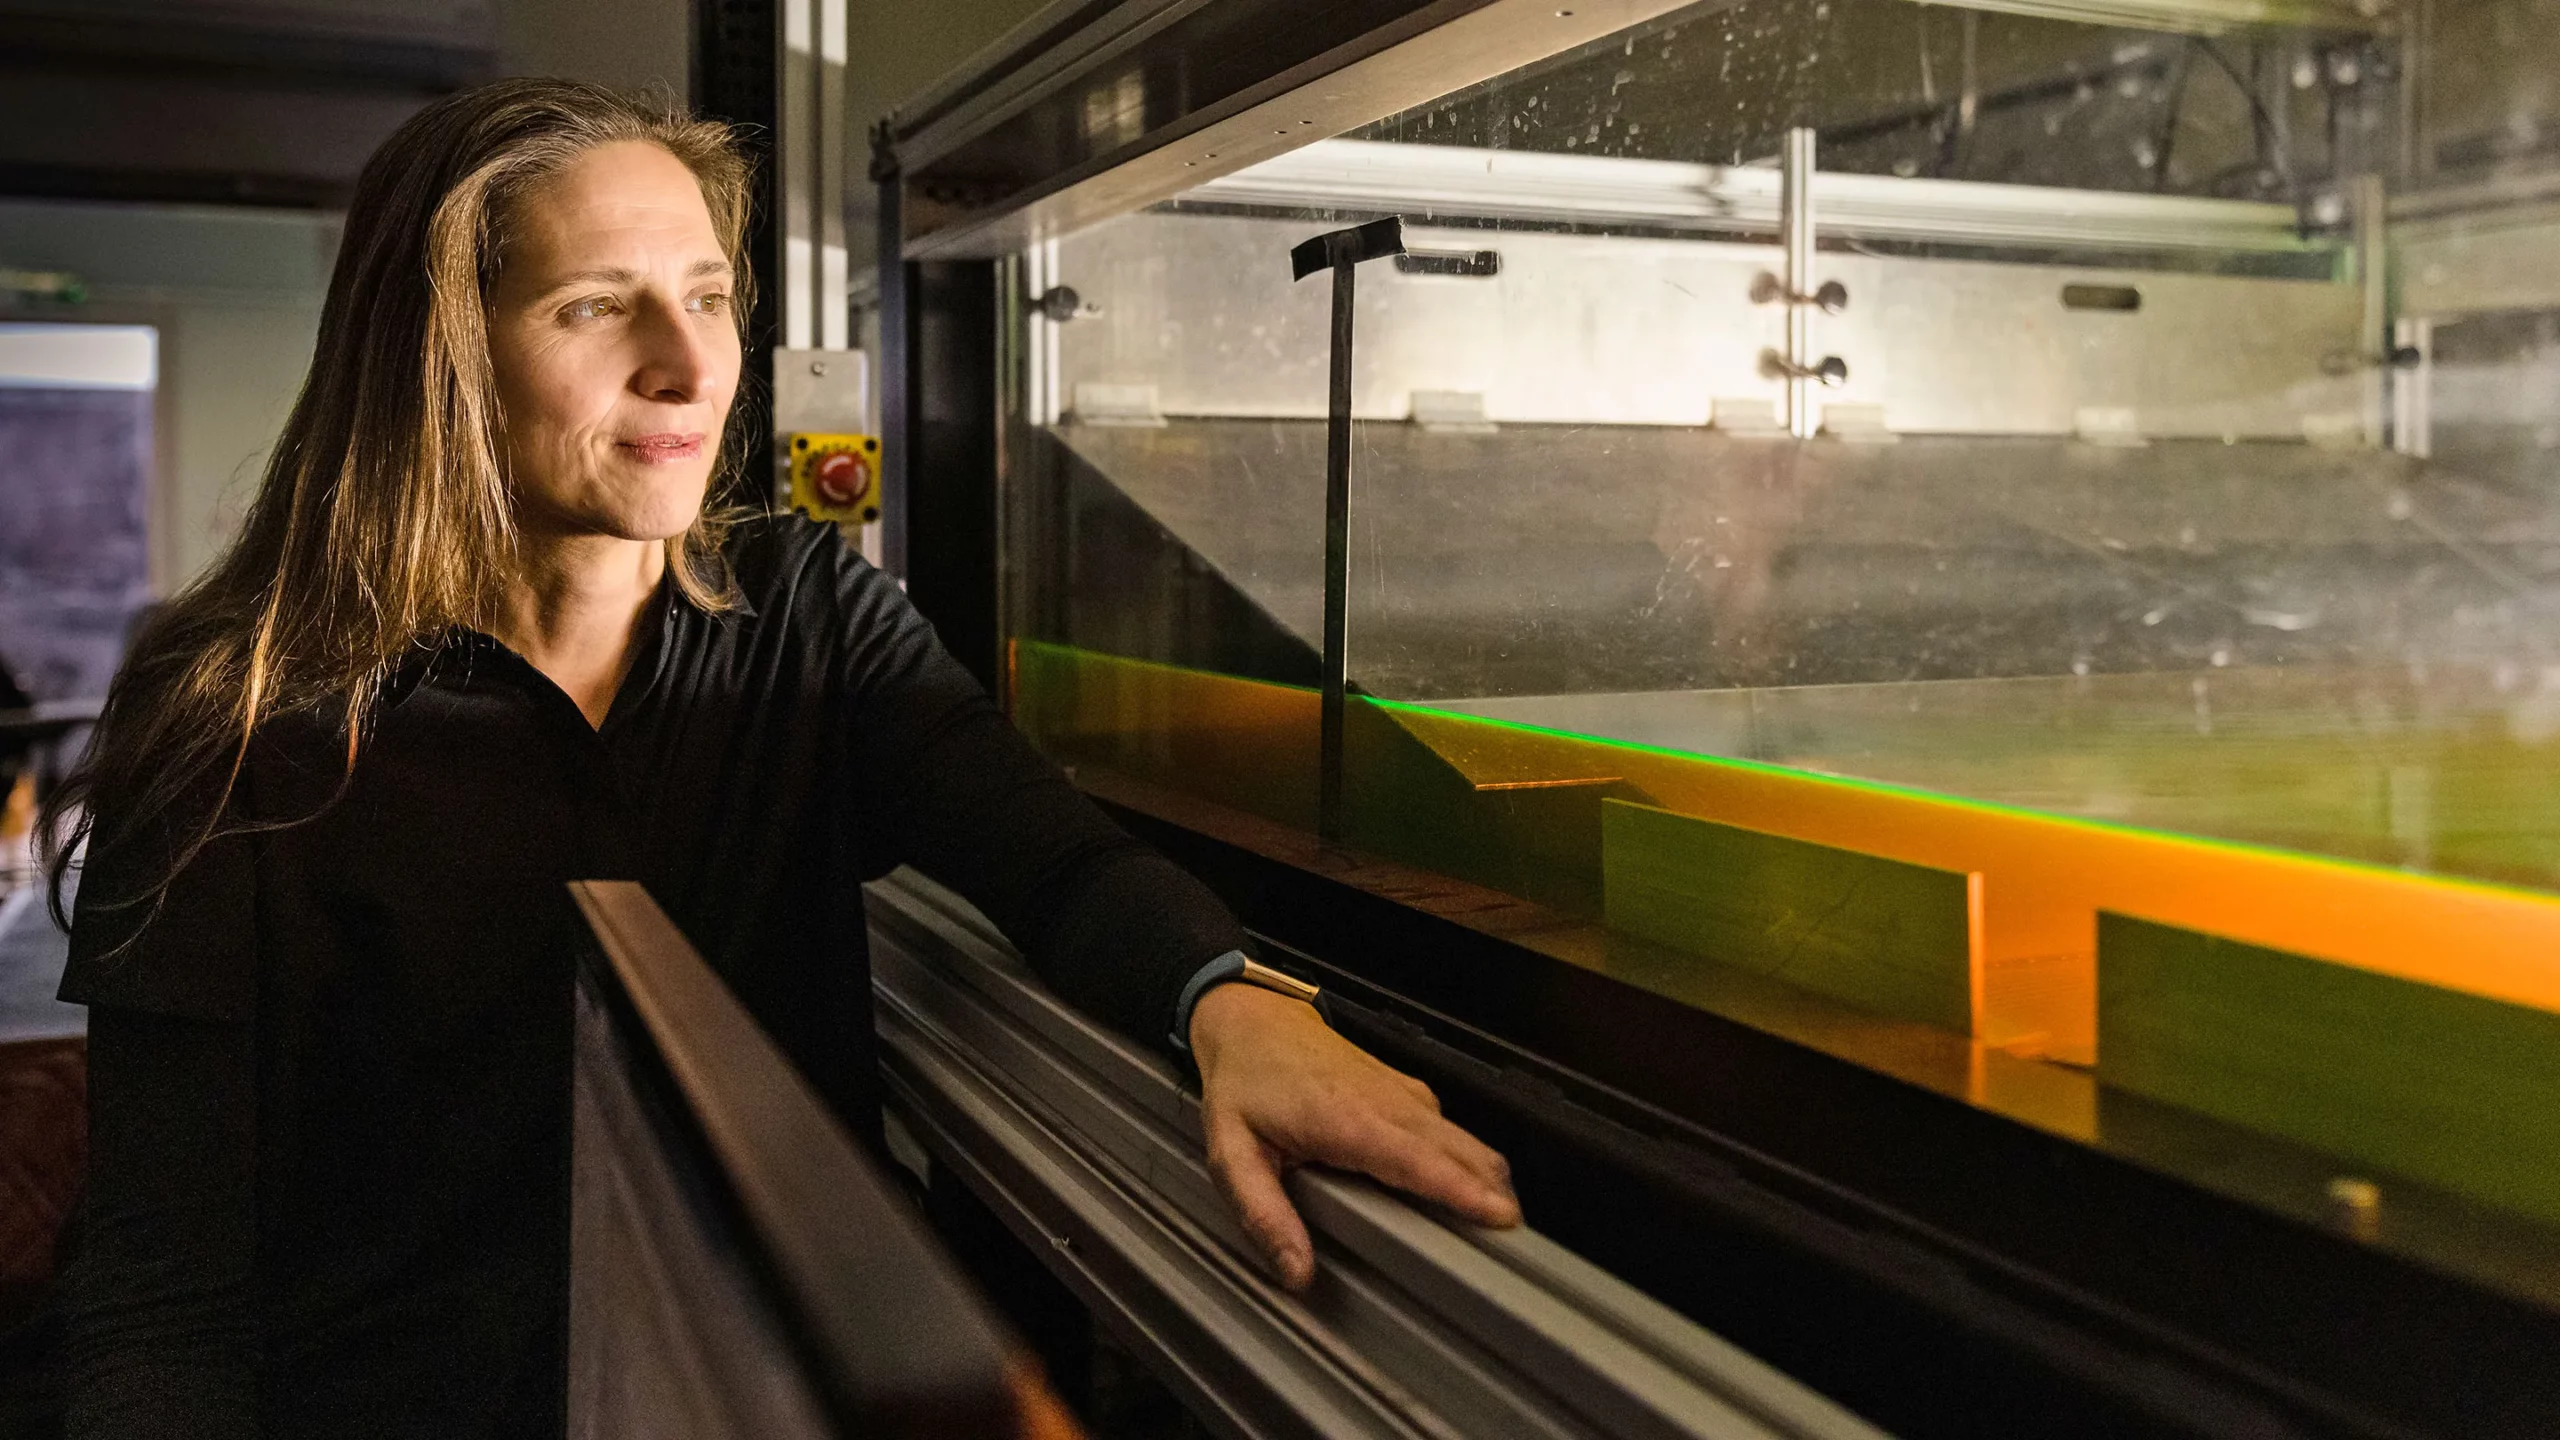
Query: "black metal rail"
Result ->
[[568, 880, 1047, 1438]]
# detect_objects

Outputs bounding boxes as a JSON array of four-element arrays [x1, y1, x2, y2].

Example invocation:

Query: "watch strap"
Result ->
[[1167, 950, 1322, 1053]]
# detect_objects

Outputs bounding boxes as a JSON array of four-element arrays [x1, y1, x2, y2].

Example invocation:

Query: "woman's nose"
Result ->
[[631, 294, 715, 402]]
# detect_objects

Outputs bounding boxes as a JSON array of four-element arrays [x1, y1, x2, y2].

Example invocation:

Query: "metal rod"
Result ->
[[1782, 127, 1819, 439], [2401, 0, 2431, 184], [2353, 172, 2389, 450], [780, 0, 818, 350], [1320, 257, 1355, 842], [2393, 316, 2432, 459], [1288, 216, 1404, 845]]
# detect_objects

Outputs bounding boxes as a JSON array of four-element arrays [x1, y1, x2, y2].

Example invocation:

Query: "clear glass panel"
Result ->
[[1000, 0, 2560, 1287]]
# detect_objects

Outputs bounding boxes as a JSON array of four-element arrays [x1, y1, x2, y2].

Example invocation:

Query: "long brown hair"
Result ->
[[43, 78, 759, 929]]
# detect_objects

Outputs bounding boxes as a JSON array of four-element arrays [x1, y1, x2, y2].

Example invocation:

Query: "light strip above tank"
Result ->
[[1188, 139, 2338, 256], [1926, 0, 2381, 36]]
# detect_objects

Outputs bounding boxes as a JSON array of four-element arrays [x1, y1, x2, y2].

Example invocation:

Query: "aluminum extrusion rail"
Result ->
[[866, 869, 1891, 1440]]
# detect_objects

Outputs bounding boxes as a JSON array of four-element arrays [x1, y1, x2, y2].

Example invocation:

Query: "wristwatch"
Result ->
[[1167, 949, 1322, 1052]]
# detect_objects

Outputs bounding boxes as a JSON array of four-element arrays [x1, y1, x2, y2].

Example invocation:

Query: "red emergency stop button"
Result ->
[[813, 449, 869, 507]]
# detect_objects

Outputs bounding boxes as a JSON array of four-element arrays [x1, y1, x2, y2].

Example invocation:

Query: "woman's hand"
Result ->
[[1188, 981, 1521, 1289]]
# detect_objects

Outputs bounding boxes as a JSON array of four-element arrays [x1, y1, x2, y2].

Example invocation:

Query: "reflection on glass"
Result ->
[[998, 0, 2560, 1268]]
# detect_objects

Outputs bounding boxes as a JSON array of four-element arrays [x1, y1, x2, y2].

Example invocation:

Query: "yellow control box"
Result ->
[[786, 432, 881, 525]]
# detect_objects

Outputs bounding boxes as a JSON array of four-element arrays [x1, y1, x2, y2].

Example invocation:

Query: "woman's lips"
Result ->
[[617, 432, 705, 462]]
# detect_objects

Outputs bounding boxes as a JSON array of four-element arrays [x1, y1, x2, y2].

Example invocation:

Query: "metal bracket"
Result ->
[[2320, 345, 2424, 376], [1751, 273, 1848, 313], [1290, 216, 1408, 844], [1289, 214, 1408, 280], [1032, 285, 1093, 322], [1761, 351, 1851, 386]]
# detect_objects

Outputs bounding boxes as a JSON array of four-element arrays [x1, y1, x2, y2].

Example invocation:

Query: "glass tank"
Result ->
[[993, 0, 2560, 1294]]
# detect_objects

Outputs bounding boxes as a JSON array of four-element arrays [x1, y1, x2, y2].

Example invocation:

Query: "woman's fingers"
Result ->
[[1308, 1102, 1520, 1228], [1398, 1072, 1441, 1114], [1203, 1103, 1316, 1289], [1189, 982, 1521, 1289]]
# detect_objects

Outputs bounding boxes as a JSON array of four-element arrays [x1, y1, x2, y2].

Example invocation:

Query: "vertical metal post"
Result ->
[[692, 0, 783, 511], [1319, 262, 1357, 843], [2393, 317, 2432, 459], [2354, 173, 2390, 450], [1289, 217, 1406, 844], [816, 0, 849, 351], [1781, 127, 1819, 440], [875, 131, 911, 578], [779, 0, 815, 350], [2400, 0, 2432, 186]]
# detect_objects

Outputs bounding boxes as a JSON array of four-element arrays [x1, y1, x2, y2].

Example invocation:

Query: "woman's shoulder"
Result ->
[[718, 511, 916, 635], [722, 510, 869, 602]]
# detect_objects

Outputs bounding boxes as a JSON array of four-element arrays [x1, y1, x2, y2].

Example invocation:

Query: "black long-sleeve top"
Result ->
[[54, 515, 1248, 1439]]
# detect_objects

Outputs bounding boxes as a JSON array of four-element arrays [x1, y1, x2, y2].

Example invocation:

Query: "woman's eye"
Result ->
[[688, 292, 731, 316], [563, 295, 622, 322]]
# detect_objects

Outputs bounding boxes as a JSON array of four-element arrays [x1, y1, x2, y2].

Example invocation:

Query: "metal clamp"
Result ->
[[1033, 285, 1093, 322], [1751, 273, 1848, 313], [1761, 351, 1850, 386], [2320, 345, 2423, 376]]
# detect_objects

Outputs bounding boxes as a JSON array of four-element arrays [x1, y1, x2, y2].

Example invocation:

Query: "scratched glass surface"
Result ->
[[1000, 0, 2560, 892]]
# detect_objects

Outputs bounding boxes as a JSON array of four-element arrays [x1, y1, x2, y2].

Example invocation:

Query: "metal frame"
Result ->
[[883, 0, 1719, 261], [570, 880, 1029, 1435], [880, 255, 1001, 687], [694, 0, 786, 508], [776, 0, 855, 353], [878, 0, 2375, 263]]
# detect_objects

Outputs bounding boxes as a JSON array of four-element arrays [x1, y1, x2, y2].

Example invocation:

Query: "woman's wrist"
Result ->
[[1167, 950, 1250, 1052], [1188, 978, 1324, 1064], [1169, 951, 1321, 1054]]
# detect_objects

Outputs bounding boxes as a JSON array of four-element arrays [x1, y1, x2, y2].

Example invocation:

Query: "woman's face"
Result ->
[[486, 140, 740, 543]]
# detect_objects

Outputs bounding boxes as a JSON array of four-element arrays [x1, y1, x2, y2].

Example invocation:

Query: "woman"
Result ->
[[46, 79, 1515, 1438]]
